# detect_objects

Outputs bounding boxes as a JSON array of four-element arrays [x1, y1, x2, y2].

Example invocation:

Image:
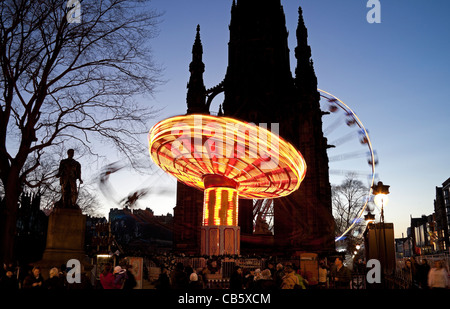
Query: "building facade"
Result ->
[[410, 215, 435, 255], [434, 177, 450, 252], [109, 207, 173, 254]]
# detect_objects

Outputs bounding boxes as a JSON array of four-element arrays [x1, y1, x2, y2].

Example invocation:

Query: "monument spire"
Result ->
[[223, 0, 292, 123], [186, 25, 208, 114], [175, 1, 335, 255], [295, 7, 318, 96], [173, 25, 209, 254]]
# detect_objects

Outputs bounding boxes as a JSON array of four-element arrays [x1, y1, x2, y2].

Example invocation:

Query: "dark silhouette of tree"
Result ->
[[332, 173, 369, 250], [0, 0, 162, 263]]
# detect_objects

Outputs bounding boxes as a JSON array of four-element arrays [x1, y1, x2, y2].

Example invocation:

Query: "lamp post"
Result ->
[[364, 211, 375, 225], [372, 181, 390, 224], [371, 181, 390, 282]]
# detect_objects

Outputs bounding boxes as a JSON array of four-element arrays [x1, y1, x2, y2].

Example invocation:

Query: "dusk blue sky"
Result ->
[[96, 0, 450, 239]]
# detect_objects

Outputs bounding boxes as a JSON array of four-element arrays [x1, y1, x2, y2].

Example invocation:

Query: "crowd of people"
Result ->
[[152, 255, 450, 290], [1, 256, 448, 290], [227, 262, 309, 290], [99, 263, 137, 289], [400, 258, 449, 289], [153, 261, 300, 290], [0, 263, 93, 290], [152, 257, 355, 290], [0, 261, 136, 290]]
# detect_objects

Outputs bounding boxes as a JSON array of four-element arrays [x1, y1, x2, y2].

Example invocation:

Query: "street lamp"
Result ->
[[372, 181, 390, 223], [371, 181, 391, 281], [364, 211, 375, 224]]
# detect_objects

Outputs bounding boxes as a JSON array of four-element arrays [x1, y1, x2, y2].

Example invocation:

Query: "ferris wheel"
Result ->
[[251, 89, 379, 240], [318, 89, 378, 241]]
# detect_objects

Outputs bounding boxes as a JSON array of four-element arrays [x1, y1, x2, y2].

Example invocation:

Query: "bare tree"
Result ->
[[0, 0, 162, 263], [332, 174, 369, 249]]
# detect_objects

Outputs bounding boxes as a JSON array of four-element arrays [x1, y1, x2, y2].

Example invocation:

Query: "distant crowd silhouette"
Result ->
[[1, 255, 447, 290]]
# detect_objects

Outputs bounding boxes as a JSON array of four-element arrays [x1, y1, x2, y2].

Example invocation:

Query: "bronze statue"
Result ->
[[56, 149, 83, 209]]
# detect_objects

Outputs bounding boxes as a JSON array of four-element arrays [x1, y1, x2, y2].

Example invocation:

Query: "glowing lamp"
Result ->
[[374, 194, 389, 208], [148, 114, 307, 255], [372, 181, 390, 208], [371, 181, 390, 223]]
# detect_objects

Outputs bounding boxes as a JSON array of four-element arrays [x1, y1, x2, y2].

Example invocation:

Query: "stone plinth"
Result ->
[[363, 222, 396, 275], [38, 208, 89, 278]]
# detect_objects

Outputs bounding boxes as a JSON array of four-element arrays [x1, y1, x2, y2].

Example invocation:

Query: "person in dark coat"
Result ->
[[274, 263, 285, 289], [155, 267, 170, 290], [22, 266, 44, 289], [170, 262, 188, 289], [255, 269, 276, 291], [417, 259, 430, 289], [229, 266, 244, 290], [266, 262, 276, 277], [44, 267, 65, 290], [122, 265, 137, 290], [330, 257, 352, 289], [0, 268, 19, 290]]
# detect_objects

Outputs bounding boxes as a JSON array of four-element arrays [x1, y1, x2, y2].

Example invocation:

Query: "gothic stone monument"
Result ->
[[173, 1, 335, 255], [38, 149, 88, 278]]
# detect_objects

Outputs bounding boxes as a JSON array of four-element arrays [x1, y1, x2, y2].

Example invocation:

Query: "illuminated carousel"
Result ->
[[148, 114, 306, 255]]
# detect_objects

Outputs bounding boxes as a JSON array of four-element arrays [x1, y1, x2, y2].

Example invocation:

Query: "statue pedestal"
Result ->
[[38, 208, 89, 278]]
